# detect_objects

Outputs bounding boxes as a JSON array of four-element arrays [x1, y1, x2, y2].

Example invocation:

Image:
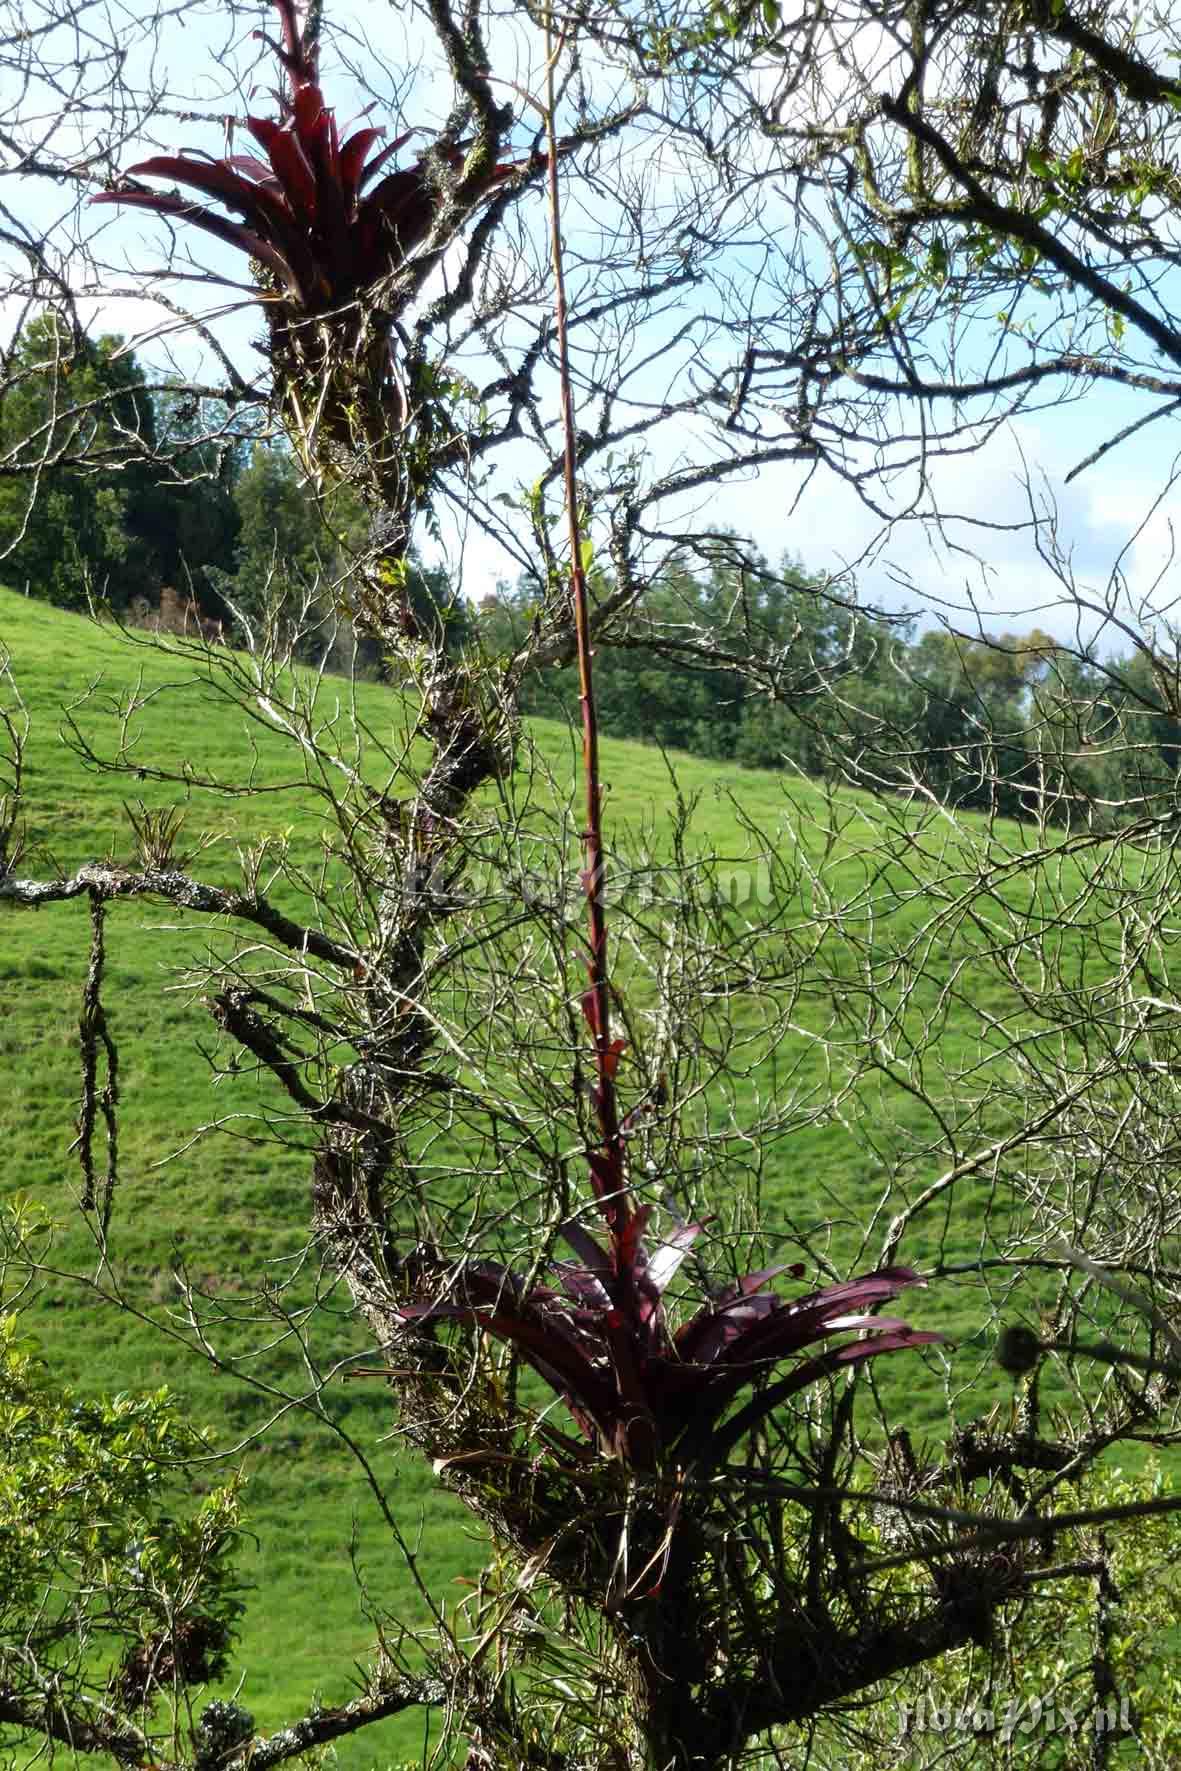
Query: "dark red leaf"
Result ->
[[225, 154, 282, 187], [480, 1310, 622, 1439], [245, 116, 319, 226], [586, 1150, 621, 1201], [676, 1297, 782, 1364], [701, 1329, 946, 1466], [400, 1295, 608, 1394], [551, 1260, 611, 1310], [397, 1300, 473, 1322], [293, 88, 349, 248], [710, 1269, 930, 1372], [599, 1312, 657, 1457], [339, 126, 385, 203], [90, 188, 298, 292], [559, 1218, 611, 1279], [396, 1259, 630, 1448], [355, 130, 416, 193], [293, 83, 329, 150], [121, 155, 295, 237], [719, 1265, 796, 1303], [246, 115, 283, 154], [616, 1204, 651, 1274], [677, 1264, 928, 1369], [676, 1266, 793, 1360], [362, 166, 437, 254], [644, 1223, 702, 1298], [262, 127, 318, 217]]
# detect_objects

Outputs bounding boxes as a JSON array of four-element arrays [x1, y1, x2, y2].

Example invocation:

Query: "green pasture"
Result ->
[[0, 589, 1137, 1764]]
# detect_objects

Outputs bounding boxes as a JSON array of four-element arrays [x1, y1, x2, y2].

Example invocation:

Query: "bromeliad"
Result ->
[[92, 0, 521, 316], [401, 1211, 942, 1473], [90, 0, 530, 584]]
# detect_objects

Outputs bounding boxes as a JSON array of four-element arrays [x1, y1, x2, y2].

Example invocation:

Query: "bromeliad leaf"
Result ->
[[90, 188, 296, 290], [643, 1223, 702, 1300]]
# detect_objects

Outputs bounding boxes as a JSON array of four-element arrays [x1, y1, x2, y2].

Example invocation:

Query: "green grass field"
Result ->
[[0, 588, 1122, 1764]]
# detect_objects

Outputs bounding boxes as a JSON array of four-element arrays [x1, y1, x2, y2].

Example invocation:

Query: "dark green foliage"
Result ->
[[0, 332, 468, 651], [478, 559, 927, 779], [149, 388, 243, 598], [0, 1272, 245, 1738], [209, 442, 471, 662], [217, 441, 332, 627], [481, 558, 842, 762], [0, 315, 155, 609], [482, 566, 1181, 823], [402, 554, 473, 653], [0, 316, 241, 613]]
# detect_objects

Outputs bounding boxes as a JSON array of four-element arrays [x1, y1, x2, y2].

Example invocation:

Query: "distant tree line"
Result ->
[[477, 567, 1181, 824], [0, 314, 462, 666], [0, 314, 240, 613]]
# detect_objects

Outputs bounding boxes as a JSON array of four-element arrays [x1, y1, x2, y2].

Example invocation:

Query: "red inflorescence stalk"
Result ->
[[543, 50, 633, 1264]]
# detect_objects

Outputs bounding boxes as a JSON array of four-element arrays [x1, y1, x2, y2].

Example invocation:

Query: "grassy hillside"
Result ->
[[0, 589, 1104, 1763]]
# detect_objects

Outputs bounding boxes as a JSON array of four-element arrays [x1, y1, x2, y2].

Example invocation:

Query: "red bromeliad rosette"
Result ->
[[92, 0, 521, 313], [401, 1224, 942, 1471]]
